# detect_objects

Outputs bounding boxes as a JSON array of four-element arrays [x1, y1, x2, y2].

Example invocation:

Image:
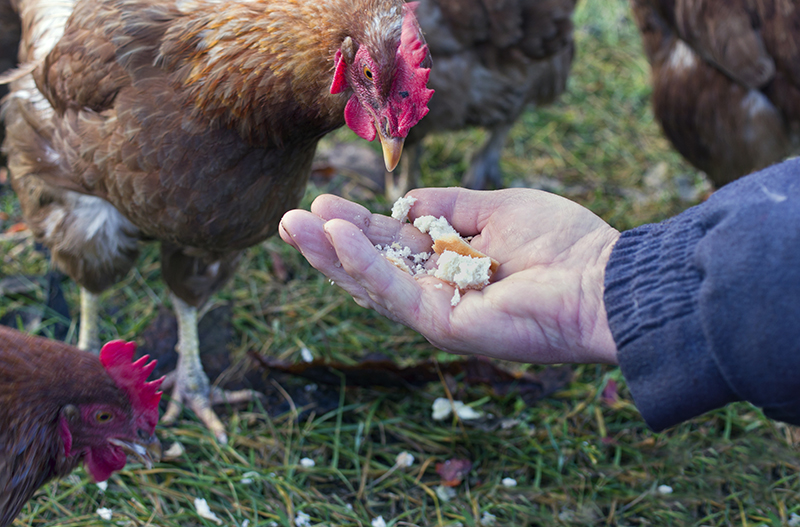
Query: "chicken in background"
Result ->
[[385, 0, 577, 200], [1, 0, 432, 443], [630, 0, 800, 187], [0, 0, 21, 165], [0, 326, 162, 527]]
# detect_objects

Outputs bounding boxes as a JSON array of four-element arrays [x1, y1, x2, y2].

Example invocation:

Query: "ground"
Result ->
[[1, 0, 798, 525]]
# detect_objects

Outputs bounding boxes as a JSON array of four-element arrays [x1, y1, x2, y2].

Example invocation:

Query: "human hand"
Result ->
[[279, 187, 620, 365]]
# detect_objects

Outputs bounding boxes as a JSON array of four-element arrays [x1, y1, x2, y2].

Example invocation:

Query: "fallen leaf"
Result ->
[[436, 458, 472, 487], [601, 379, 618, 405], [6, 222, 28, 233]]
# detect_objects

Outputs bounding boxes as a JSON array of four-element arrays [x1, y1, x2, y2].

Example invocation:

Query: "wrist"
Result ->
[[580, 228, 620, 365]]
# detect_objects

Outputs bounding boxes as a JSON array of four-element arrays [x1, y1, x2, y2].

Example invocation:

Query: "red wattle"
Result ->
[[84, 446, 126, 482]]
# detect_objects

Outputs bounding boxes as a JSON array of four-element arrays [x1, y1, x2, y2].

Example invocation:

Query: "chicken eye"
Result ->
[[95, 411, 114, 423], [363, 65, 373, 80]]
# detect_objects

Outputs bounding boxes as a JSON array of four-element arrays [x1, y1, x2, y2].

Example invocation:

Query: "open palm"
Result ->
[[280, 187, 621, 365]]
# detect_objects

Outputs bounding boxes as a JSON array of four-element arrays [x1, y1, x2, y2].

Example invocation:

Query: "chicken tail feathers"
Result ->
[[0, 61, 38, 86]]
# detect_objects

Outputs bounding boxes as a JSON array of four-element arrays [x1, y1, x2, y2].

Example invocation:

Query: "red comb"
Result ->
[[99, 340, 163, 432], [396, 2, 434, 137], [401, 3, 427, 68]]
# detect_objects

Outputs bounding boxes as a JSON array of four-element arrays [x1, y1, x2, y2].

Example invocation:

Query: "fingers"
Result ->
[[321, 218, 426, 324], [281, 200, 498, 355], [309, 194, 373, 230], [280, 206, 432, 316], [310, 194, 433, 254], [279, 209, 372, 305]]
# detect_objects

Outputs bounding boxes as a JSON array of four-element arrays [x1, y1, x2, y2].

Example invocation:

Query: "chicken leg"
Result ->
[[160, 295, 261, 444], [77, 288, 101, 352], [460, 121, 513, 190]]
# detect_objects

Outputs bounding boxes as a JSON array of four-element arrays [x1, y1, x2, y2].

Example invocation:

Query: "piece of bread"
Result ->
[[434, 250, 492, 291], [380, 200, 500, 304], [391, 195, 418, 223], [413, 214, 499, 293], [432, 234, 500, 275]]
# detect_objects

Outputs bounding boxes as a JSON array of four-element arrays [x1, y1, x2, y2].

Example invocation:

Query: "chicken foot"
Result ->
[[77, 288, 101, 352], [160, 294, 261, 444]]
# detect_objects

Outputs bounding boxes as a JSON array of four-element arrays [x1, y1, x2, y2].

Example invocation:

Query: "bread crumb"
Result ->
[[391, 195, 418, 223], [379, 200, 498, 306], [377, 242, 430, 275], [413, 215, 458, 240], [434, 250, 492, 290], [380, 243, 416, 273], [450, 288, 461, 306], [194, 498, 222, 524]]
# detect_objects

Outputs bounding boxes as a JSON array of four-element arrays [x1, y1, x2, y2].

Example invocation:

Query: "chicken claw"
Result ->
[[161, 295, 263, 444], [161, 374, 261, 444]]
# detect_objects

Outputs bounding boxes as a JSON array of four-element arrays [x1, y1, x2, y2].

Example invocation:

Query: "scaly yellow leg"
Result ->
[[77, 288, 101, 352], [161, 294, 262, 444]]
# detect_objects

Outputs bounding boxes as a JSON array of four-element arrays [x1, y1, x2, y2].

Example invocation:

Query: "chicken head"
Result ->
[[331, 2, 434, 171], [58, 341, 163, 482]]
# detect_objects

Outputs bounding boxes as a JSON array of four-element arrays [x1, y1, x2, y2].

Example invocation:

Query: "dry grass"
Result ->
[[1, 0, 798, 525]]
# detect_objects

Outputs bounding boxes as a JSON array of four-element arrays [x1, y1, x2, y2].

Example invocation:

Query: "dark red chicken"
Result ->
[[0, 326, 162, 527], [2, 0, 432, 442]]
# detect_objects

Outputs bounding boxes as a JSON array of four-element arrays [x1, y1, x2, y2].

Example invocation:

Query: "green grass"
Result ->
[[2, 0, 798, 525]]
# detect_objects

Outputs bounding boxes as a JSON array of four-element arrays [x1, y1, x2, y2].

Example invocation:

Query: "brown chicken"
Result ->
[[2, 0, 432, 442], [0, 0, 21, 164], [0, 326, 162, 527], [630, 0, 800, 187], [385, 0, 577, 200]]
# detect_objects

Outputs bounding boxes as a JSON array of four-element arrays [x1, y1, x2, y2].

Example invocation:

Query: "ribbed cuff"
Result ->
[[604, 217, 739, 431]]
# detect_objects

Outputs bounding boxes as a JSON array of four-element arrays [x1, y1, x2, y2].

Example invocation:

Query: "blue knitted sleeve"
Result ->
[[604, 159, 800, 430]]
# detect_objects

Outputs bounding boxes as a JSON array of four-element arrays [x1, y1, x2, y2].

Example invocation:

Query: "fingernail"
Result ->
[[322, 221, 334, 244], [279, 222, 298, 250]]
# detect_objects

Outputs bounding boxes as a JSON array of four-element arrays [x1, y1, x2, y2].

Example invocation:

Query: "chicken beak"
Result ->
[[377, 129, 405, 172], [109, 435, 162, 469]]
